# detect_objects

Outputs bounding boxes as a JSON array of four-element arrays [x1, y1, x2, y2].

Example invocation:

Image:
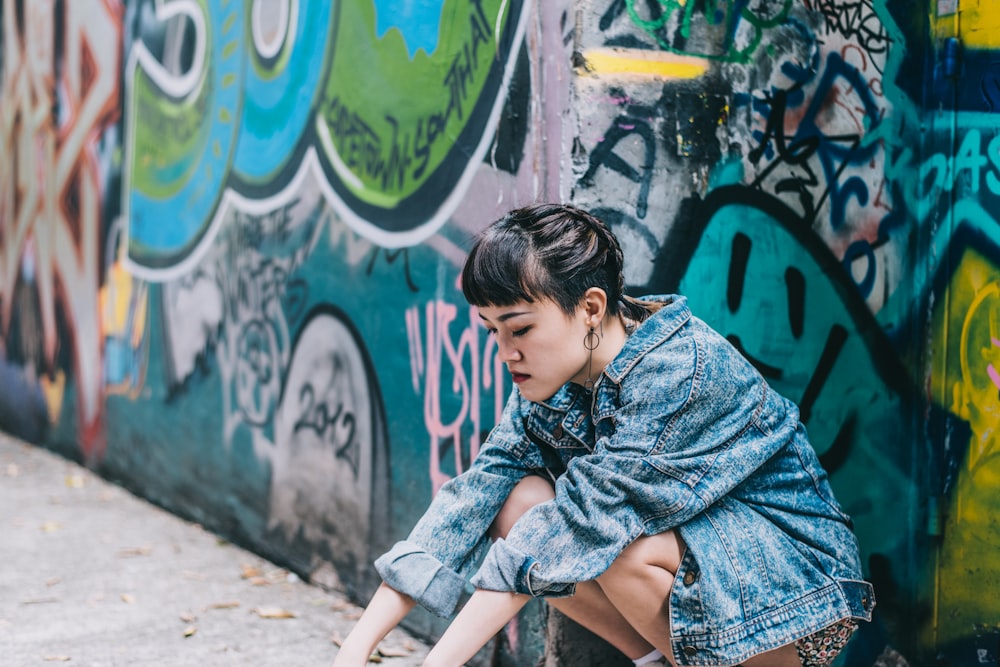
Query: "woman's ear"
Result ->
[[582, 287, 608, 327]]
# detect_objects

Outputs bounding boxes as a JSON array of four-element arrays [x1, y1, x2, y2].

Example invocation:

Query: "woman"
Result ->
[[333, 204, 874, 667]]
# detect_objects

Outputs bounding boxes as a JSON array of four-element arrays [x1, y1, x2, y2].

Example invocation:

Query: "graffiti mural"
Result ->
[[8, 0, 1000, 665], [124, 0, 531, 280], [568, 0, 1000, 664], [0, 0, 124, 454], [406, 298, 507, 493], [270, 304, 390, 598]]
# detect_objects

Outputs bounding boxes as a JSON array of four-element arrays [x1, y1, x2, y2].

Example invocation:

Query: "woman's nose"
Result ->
[[496, 338, 521, 362]]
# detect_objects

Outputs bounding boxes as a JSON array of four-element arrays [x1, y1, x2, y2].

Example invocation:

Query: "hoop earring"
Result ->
[[583, 326, 600, 391]]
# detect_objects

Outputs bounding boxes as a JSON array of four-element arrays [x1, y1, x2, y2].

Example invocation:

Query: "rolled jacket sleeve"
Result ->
[[375, 540, 470, 617], [374, 391, 541, 616]]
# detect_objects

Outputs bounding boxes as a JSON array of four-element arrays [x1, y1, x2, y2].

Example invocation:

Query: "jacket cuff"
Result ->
[[374, 541, 468, 618], [470, 538, 576, 598]]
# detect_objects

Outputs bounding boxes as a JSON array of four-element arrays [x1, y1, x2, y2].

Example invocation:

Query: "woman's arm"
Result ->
[[422, 589, 530, 667], [332, 583, 417, 666]]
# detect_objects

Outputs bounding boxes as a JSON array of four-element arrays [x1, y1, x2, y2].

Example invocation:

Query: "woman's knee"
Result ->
[[600, 529, 686, 581], [489, 475, 555, 539]]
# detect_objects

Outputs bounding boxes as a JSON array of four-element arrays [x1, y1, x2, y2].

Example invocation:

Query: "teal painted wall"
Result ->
[[3, 1, 999, 664]]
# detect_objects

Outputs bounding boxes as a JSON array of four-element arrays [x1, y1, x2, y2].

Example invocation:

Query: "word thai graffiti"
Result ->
[[325, 97, 411, 193], [406, 299, 507, 493], [125, 0, 528, 275]]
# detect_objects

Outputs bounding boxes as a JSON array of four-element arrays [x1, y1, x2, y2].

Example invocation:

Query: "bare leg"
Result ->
[[595, 532, 684, 664], [596, 533, 804, 667], [491, 477, 657, 660]]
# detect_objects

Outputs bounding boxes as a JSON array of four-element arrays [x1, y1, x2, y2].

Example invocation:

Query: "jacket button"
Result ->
[[683, 646, 697, 657], [683, 570, 697, 586], [553, 425, 564, 439]]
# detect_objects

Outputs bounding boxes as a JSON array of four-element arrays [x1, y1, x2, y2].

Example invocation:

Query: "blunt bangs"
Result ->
[[462, 225, 549, 307]]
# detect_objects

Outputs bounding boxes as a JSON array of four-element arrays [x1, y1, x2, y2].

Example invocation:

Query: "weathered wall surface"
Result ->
[[2, 0, 998, 664]]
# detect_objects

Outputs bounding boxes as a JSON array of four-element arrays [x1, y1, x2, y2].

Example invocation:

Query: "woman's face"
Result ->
[[478, 298, 593, 402]]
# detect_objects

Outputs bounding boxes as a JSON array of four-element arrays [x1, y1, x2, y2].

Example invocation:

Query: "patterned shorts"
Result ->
[[795, 619, 859, 667]]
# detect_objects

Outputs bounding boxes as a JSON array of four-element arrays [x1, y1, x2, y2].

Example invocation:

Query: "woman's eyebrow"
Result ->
[[478, 311, 530, 323]]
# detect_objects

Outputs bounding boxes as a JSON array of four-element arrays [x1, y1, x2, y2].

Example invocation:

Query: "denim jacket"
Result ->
[[376, 296, 874, 666]]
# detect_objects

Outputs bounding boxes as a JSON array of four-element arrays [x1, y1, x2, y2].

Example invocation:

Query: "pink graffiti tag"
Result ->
[[406, 300, 506, 494], [988, 337, 1000, 391]]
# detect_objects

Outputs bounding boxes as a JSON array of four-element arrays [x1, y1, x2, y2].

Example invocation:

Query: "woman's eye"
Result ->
[[512, 327, 530, 338]]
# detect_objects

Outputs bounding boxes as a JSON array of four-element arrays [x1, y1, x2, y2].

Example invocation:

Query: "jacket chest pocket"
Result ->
[[525, 410, 595, 452]]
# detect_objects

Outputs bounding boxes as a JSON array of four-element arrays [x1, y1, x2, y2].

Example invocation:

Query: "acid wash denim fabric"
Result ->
[[375, 295, 874, 666]]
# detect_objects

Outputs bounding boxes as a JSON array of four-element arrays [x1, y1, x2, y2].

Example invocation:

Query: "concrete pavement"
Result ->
[[0, 434, 430, 666]]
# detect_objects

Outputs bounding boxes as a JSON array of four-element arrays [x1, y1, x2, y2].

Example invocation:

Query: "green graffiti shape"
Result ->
[[315, 0, 522, 231]]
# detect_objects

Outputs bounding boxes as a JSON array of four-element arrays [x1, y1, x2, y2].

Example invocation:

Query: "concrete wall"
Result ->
[[2, 0, 998, 664]]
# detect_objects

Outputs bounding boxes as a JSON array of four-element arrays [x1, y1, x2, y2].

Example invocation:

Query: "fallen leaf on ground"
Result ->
[[183, 625, 197, 637], [240, 564, 261, 579], [118, 546, 153, 557], [65, 474, 85, 488], [40, 521, 64, 533], [252, 606, 296, 619], [179, 611, 197, 623], [207, 601, 241, 610], [46, 577, 62, 587], [120, 593, 135, 604], [265, 568, 290, 583], [378, 645, 414, 657], [21, 597, 58, 605], [43, 657, 71, 662]]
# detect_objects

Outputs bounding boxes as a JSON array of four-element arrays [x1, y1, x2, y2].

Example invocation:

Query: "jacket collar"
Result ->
[[602, 295, 690, 384]]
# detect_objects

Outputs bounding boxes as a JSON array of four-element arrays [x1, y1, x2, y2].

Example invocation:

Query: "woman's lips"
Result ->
[[510, 372, 529, 384]]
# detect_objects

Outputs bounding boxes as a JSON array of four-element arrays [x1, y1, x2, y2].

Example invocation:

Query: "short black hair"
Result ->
[[461, 203, 625, 316]]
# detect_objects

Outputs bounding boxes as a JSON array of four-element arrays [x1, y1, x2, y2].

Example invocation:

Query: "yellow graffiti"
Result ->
[[99, 248, 149, 398], [40, 370, 66, 424], [929, 246, 1000, 647], [578, 47, 710, 79], [932, 0, 1000, 49]]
